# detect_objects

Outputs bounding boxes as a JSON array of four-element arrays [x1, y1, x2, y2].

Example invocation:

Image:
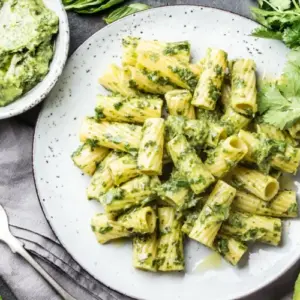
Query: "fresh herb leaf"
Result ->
[[250, 1, 300, 48], [104, 3, 150, 24], [258, 49, 300, 129], [251, 26, 282, 40], [63, 0, 125, 13], [282, 21, 300, 49]]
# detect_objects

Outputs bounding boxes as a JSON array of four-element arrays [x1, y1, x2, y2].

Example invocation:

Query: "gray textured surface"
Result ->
[[10, 0, 299, 299]]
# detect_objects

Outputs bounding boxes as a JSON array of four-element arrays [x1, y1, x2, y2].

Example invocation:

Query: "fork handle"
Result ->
[[7, 234, 77, 300]]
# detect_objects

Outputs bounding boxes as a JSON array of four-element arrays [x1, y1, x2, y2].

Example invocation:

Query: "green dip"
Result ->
[[0, 0, 59, 107]]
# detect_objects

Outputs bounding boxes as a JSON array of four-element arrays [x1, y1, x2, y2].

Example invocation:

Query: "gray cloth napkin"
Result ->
[[0, 119, 131, 300]]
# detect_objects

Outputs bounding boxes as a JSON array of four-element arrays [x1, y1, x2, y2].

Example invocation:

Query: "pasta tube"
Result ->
[[123, 37, 191, 66], [80, 117, 142, 154], [102, 175, 160, 214], [271, 145, 300, 174], [156, 170, 197, 210], [232, 166, 279, 201], [165, 115, 185, 142], [182, 210, 247, 265], [133, 232, 158, 271], [108, 153, 140, 186], [221, 83, 231, 108], [138, 118, 164, 175], [165, 89, 195, 119], [71, 140, 109, 175], [167, 135, 215, 194], [238, 130, 300, 174], [221, 107, 251, 135], [189, 180, 236, 248], [213, 234, 248, 266], [192, 48, 228, 110], [98, 64, 138, 97], [122, 36, 140, 66], [129, 65, 175, 95], [221, 211, 282, 246], [196, 109, 227, 147], [256, 123, 294, 144], [231, 59, 257, 116], [95, 95, 163, 124], [156, 207, 184, 271], [136, 41, 198, 90], [288, 121, 300, 140], [87, 151, 121, 200], [205, 135, 248, 178], [232, 190, 298, 218], [118, 206, 156, 234], [91, 213, 130, 244], [183, 119, 208, 147]]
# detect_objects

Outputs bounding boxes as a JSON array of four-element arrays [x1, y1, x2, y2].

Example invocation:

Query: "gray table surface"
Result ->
[[8, 0, 300, 299]]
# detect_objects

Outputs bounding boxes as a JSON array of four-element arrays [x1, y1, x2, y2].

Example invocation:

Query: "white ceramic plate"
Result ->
[[33, 6, 300, 300], [0, 0, 69, 119]]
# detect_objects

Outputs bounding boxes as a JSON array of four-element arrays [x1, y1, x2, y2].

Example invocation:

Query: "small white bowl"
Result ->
[[0, 0, 69, 120]]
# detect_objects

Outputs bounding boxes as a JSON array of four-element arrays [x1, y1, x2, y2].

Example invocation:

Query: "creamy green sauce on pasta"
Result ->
[[0, 0, 59, 106]]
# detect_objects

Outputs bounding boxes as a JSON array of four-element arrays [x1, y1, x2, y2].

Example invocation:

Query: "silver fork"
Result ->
[[0, 204, 77, 300]]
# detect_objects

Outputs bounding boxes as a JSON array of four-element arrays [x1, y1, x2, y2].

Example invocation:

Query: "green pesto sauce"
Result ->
[[0, 0, 59, 106], [163, 41, 190, 56], [169, 66, 198, 90]]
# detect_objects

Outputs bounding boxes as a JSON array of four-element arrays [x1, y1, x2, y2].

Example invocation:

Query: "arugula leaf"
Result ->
[[258, 49, 300, 129], [104, 3, 150, 24], [251, 26, 282, 39], [72, 0, 124, 13]]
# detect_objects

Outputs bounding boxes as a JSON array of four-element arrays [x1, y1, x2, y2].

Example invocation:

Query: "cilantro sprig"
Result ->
[[258, 49, 300, 129], [251, 0, 300, 49]]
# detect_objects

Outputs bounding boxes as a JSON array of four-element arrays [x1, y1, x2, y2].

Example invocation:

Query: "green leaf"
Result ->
[[267, 0, 292, 11], [104, 3, 150, 24], [74, 0, 125, 13], [279, 48, 300, 96], [282, 21, 300, 48], [294, 273, 300, 300], [258, 49, 300, 129], [251, 26, 282, 40]]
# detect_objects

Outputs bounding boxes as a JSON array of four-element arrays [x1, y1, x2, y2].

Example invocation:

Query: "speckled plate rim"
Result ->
[[0, 0, 69, 120], [33, 5, 297, 300]]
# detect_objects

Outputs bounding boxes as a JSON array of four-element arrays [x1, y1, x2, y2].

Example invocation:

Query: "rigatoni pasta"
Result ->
[[231, 166, 279, 201], [87, 151, 121, 201], [95, 95, 163, 123], [204, 135, 248, 178], [71, 140, 109, 175], [167, 135, 215, 194], [101, 175, 160, 214], [192, 48, 228, 110], [232, 190, 298, 218], [80, 117, 142, 154], [165, 89, 195, 119], [156, 207, 184, 271], [98, 64, 138, 97], [133, 232, 158, 271], [189, 180, 236, 248], [108, 153, 140, 186], [91, 213, 130, 244], [118, 206, 156, 234], [221, 211, 282, 246], [231, 59, 257, 116], [138, 118, 164, 175]]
